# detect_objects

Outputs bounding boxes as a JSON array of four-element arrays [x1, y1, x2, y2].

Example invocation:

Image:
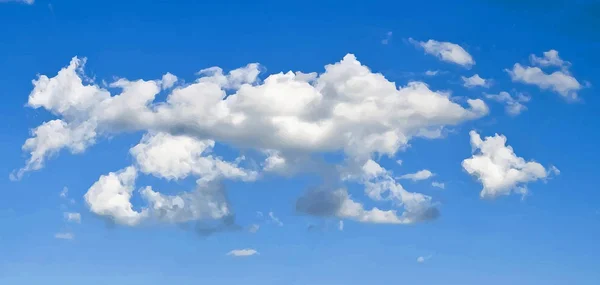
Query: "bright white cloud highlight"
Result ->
[[485, 91, 530, 116], [461, 74, 489, 88], [410, 38, 475, 67], [462, 131, 556, 199], [227, 249, 258, 257], [530, 49, 568, 68]]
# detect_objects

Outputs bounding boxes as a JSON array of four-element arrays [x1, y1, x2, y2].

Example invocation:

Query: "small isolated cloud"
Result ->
[[396, 160, 403, 166], [59, 187, 68, 198], [507, 50, 583, 100], [227, 249, 258, 257], [398, 170, 434, 181], [381, 31, 393, 45], [338, 220, 344, 231], [461, 74, 490, 88], [409, 38, 475, 67], [54, 232, 74, 240], [485, 91, 530, 116], [431, 182, 445, 189], [248, 224, 260, 233], [417, 255, 432, 263], [462, 131, 557, 199], [64, 212, 81, 223], [268, 212, 283, 226], [425, 70, 440, 76]]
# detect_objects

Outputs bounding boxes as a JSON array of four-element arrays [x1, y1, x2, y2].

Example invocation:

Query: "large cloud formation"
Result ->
[[15, 54, 489, 227]]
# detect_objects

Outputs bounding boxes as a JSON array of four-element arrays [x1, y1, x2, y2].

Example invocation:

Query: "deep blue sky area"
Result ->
[[0, 1, 599, 285]]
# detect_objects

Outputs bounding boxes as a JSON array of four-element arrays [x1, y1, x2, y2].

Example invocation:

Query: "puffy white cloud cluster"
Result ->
[[409, 38, 475, 67], [462, 131, 557, 199], [507, 50, 583, 100], [16, 54, 490, 227]]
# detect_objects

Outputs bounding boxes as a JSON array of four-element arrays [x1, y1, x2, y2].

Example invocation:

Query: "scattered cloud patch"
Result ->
[[398, 170, 434, 181], [0, 0, 34, 4], [462, 131, 557, 199], [417, 255, 432, 263], [381, 31, 393, 45], [248, 224, 260, 233], [227, 249, 258, 257], [461, 74, 490, 88], [425, 70, 440, 76], [485, 91, 530, 116], [409, 38, 475, 67], [507, 50, 583, 100], [431, 182, 445, 189], [54, 232, 74, 240], [64, 212, 81, 223], [338, 220, 344, 231]]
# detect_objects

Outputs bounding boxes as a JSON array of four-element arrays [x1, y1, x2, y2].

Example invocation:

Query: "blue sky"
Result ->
[[1, 0, 599, 284]]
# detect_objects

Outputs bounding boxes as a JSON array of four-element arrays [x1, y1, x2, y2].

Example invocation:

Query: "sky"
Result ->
[[0, 0, 599, 284]]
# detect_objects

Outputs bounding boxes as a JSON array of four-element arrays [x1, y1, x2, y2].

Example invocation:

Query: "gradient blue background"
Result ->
[[0, 0, 598, 284]]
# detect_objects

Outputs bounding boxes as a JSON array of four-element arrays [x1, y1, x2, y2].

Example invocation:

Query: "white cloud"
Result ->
[[431, 182, 445, 189], [227, 249, 258, 257], [268, 212, 283, 227], [83, 166, 147, 226], [507, 50, 583, 100], [396, 159, 403, 166], [64, 212, 81, 223], [409, 38, 475, 67], [54, 232, 74, 240], [130, 132, 257, 183], [462, 131, 556, 199], [530, 50, 569, 68], [425, 70, 439, 76], [15, 54, 491, 229], [381, 31, 393, 45], [485, 91, 530, 116], [417, 255, 432, 263], [59, 186, 68, 198], [398, 169, 434, 181], [160, 72, 178, 90], [338, 220, 344, 231], [461, 74, 490, 88]]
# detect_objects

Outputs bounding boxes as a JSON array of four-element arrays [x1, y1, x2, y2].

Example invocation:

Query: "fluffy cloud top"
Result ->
[[507, 50, 583, 99], [462, 131, 556, 199], [461, 74, 490, 88], [15, 54, 491, 228], [410, 38, 475, 67]]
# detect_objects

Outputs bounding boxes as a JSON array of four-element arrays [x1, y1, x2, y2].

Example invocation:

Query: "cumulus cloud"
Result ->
[[398, 169, 434, 181], [462, 131, 556, 199], [227, 249, 258, 257], [409, 38, 475, 67], [461, 74, 490, 88], [507, 50, 583, 100], [15, 54, 489, 229], [54, 232, 74, 240], [485, 91, 530, 116], [64, 212, 81, 223]]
